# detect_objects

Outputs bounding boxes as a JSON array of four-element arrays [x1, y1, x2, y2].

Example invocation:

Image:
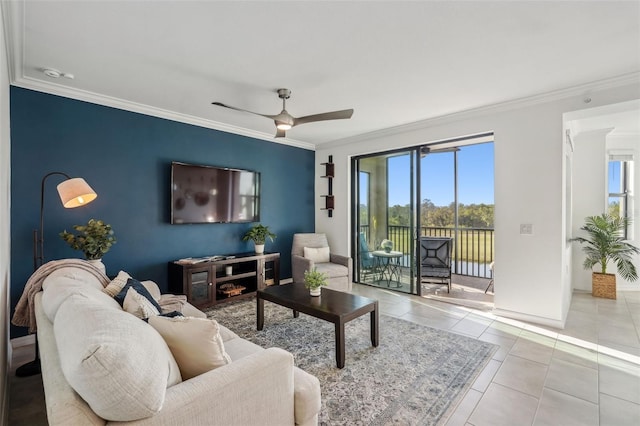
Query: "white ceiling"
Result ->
[[3, 0, 640, 148]]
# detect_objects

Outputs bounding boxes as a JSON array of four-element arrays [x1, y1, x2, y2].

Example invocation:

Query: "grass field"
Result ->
[[383, 226, 494, 264]]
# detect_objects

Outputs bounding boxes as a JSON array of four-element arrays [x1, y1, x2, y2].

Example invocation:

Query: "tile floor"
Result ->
[[348, 284, 640, 426], [8, 285, 640, 425]]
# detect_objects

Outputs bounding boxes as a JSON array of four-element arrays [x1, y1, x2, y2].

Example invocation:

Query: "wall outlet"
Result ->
[[520, 223, 534, 235]]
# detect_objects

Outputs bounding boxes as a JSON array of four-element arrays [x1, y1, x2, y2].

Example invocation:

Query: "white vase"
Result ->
[[254, 243, 265, 254], [87, 259, 106, 274], [309, 287, 321, 296]]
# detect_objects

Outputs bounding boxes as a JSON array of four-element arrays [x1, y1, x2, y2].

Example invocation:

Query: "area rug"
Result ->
[[205, 299, 497, 426]]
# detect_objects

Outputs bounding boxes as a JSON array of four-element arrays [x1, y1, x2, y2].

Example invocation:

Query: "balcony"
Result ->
[[358, 225, 494, 302]]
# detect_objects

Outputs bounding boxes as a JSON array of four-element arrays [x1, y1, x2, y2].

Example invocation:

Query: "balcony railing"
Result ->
[[359, 225, 494, 278]]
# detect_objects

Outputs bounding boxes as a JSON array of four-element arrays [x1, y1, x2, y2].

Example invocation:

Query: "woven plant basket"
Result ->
[[592, 272, 616, 299]]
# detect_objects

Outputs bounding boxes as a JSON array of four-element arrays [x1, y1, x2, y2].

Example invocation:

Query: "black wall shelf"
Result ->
[[321, 155, 334, 217]]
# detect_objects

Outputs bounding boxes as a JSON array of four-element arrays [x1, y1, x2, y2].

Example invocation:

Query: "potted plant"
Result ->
[[60, 219, 116, 272], [242, 224, 276, 254], [304, 268, 328, 296], [571, 213, 639, 299]]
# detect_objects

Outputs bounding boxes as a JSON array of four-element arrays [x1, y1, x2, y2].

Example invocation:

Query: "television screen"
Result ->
[[171, 162, 260, 224]]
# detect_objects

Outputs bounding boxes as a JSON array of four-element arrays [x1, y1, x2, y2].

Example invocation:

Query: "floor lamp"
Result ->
[[15, 172, 97, 377]]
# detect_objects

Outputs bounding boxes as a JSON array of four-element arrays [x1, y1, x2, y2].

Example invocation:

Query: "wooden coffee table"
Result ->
[[257, 283, 379, 368]]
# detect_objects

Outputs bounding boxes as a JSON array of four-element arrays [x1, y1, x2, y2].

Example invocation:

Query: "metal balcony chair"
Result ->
[[358, 232, 376, 281], [419, 236, 453, 293], [485, 261, 495, 293]]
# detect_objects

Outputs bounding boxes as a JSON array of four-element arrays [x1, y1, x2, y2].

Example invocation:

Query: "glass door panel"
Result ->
[[354, 150, 417, 294]]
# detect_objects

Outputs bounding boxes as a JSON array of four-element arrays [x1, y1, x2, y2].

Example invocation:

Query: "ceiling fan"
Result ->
[[212, 89, 354, 138]]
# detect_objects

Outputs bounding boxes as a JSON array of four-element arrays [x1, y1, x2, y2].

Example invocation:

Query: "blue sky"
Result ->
[[608, 161, 621, 193], [387, 143, 494, 206]]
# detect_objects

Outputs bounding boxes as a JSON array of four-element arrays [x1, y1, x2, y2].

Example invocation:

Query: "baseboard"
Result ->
[[492, 308, 566, 329], [280, 277, 293, 284], [618, 284, 640, 291], [10, 334, 35, 349]]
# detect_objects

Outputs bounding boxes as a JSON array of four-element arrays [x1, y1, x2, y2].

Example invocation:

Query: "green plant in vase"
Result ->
[[242, 224, 276, 254], [304, 268, 328, 296], [60, 219, 116, 272], [571, 213, 639, 299]]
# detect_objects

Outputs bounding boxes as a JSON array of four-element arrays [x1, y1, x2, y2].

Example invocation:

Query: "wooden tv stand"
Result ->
[[168, 252, 280, 309]]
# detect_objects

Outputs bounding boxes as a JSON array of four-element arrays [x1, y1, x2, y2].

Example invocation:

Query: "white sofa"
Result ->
[[34, 265, 321, 425]]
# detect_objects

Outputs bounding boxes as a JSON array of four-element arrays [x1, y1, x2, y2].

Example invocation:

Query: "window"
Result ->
[[608, 153, 634, 239]]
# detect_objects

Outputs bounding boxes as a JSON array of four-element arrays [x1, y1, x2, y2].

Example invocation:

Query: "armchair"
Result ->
[[292, 233, 352, 292], [419, 236, 453, 293]]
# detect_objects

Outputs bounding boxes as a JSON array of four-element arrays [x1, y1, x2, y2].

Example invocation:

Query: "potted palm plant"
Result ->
[[60, 219, 116, 273], [304, 268, 328, 296], [571, 213, 639, 299], [242, 224, 276, 254]]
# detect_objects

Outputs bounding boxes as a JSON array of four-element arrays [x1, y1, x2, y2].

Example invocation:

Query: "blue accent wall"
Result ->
[[10, 87, 315, 337]]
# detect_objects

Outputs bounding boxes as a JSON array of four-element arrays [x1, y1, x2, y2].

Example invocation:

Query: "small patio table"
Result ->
[[372, 250, 403, 287]]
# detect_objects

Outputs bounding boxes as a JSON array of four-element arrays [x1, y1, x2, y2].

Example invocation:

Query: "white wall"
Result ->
[[0, 4, 11, 422], [571, 129, 611, 291], [315, 80, 640, 328]]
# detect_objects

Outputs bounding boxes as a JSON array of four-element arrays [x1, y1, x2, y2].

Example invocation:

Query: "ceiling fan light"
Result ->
[[276, 122, 292, 130]]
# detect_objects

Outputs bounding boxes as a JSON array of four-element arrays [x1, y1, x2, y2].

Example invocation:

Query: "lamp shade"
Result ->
[[57, 178, 97, 208]]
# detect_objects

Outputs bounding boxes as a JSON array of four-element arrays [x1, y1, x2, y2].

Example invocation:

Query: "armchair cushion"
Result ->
[[303, 246, 330, 263]]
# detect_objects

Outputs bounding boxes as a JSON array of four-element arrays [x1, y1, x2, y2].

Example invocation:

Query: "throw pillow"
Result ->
[[148, 316, 232, 380], [123, 287, 160, 319], [114, 278, 163, 313], [102, 270, 132, 297], [303, 246, 330, 263]]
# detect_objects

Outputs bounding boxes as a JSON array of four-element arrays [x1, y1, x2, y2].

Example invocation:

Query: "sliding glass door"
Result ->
[[353, 149, 418, 294], [352, 135, 494, 296]]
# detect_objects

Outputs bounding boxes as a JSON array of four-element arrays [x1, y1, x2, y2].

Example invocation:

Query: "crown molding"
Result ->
[[322, 72, 640, 149], [1, 0, 21, 84]]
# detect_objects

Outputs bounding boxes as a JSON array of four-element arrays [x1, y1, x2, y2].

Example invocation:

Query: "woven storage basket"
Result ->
[[592, 272, 616, 299]]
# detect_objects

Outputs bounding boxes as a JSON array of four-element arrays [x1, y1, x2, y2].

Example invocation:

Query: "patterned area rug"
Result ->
[[205, 299, 496, 426]]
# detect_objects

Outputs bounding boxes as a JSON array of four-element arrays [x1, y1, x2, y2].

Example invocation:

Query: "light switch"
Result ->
[[520, 224, 533, 235]]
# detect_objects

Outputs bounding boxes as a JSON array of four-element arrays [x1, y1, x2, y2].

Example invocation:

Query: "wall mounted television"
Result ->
[[171, 161, 260, 224]]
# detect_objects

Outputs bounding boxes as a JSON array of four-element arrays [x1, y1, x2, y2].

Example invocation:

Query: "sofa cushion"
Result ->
[[54, 293, 182, 421], [42, 272, 120, 323], [223, 336, 265, 361], [303, 246, 330, 263], [148, 316, 231, 380], [218, 323, 239, 342]]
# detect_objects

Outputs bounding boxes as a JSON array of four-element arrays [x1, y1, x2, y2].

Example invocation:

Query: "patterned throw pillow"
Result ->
[[114, 278, 163, 313], [102, 270, 132, 297], [122, 287, 160, 319]]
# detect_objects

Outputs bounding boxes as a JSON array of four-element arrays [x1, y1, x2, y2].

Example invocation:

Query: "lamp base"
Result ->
[[15, 358, 41, 377]]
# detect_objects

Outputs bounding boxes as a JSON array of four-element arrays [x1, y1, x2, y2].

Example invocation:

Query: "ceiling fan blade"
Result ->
[[293, 109, 354, 126], [275, 128, 287, 138], [211, 102, 277, 119]]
